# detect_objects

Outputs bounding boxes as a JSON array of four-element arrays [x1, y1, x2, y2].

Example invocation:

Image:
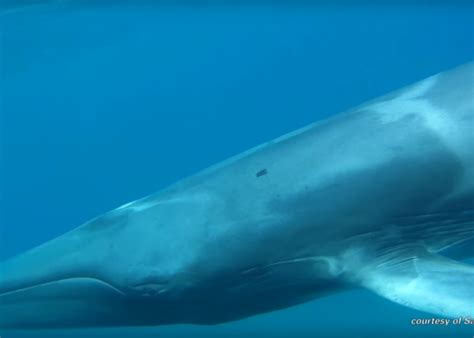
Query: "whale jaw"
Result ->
[[0, 277, 133, 329]]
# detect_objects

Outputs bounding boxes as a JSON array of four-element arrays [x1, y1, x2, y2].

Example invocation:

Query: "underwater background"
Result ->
[[1, 1, 473, 337]]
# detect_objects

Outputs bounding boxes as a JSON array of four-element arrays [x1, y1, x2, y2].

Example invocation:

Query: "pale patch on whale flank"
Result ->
[[372, 91, 473, 199], [370, 73, 440, 125], [373, 97, 458, 152], [398, 74, 439, 100]]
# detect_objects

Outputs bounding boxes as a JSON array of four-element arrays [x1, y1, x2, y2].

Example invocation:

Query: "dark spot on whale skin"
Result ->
[[256, 169, 267, 178]]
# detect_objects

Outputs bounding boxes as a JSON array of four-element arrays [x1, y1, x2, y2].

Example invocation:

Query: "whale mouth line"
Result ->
[[0, 277, 135, 329], [0, 277, 127, 297]]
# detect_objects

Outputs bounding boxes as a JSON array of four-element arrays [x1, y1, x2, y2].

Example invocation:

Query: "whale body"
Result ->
[[0, 62, 473, 329]]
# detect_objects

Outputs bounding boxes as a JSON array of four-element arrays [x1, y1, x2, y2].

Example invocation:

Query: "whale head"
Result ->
[[0, 195, 218, 328]]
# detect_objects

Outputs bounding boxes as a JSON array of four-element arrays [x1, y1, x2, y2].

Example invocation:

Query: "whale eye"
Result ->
[[256, 168, 267, 177]]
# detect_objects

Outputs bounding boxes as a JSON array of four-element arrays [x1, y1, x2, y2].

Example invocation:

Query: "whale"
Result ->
[[0, 62, 473, 329]]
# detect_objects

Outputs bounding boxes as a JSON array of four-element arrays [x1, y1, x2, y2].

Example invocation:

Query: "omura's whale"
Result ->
[[1, 63, 473, 329]]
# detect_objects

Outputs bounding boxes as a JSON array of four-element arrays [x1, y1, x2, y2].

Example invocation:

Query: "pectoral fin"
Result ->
[[357, 250, 474, 318]]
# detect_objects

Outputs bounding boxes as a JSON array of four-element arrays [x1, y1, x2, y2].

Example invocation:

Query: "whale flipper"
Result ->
[[359, 250, 474, 318]]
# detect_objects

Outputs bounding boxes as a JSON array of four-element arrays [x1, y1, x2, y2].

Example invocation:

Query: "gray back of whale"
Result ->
[[1, 62, 473, 329]]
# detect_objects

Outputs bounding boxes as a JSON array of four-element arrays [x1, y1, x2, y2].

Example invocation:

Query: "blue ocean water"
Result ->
[[1, 1, 473, 337]]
